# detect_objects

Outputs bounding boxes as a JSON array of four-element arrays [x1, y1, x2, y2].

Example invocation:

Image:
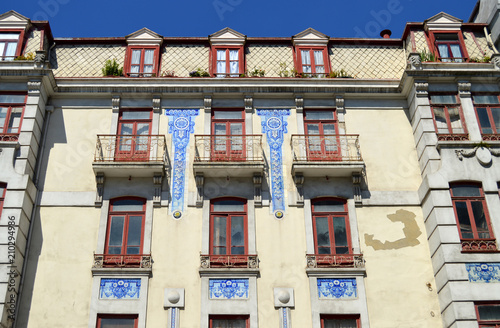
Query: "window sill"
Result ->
[[92, 254, 153, 271], [200, 254, 259, 269], [461, 239, 498, 253]]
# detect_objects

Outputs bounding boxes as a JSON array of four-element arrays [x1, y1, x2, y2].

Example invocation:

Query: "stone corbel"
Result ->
[[458, 81, 471, 98], [152, 94, 161, 113], [95, 173, 105, 207], [352, 173, 362, 205], [112, 95, 121, 112], [195, 173, 204, 207], [293, 174, 304, 206], [415, 82, 428, 98], [27, 80, 42, 95], [407, 52, 422, 70], [253, 174, 263, 207], [492, 53, 500, 69], [153, 174, 163, 207], [244, 96, 253, 112], [336, 95, 345, 123], [34, 50, 46, 68], [204, 96, 212, 111], [295, 96, 303, 113]]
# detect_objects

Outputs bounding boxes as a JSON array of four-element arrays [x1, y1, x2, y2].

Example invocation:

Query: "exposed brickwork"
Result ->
[[161, 44, 209, 77], [246, 45, 294, 77]]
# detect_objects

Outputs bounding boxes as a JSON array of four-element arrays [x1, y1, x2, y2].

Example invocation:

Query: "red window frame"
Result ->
[[209, 315, 249, 328], [124, 46, 160, 77], [428, 31, 469, 62], [304, 109, 339, 160], [0, 183, 6, 221], [312, 198, 352, 255], [475, 302, 500, 328], [0, 30, 25, 61], [116, 109, 152, 161], [97, 314, 138, 328], [211, 45, 244, 77], [210, 197, 248, 256], [0, 93, 26, 140], [473, 94, 500, 136], [321, 314, 360, 328], [211, 109, 246, 161], [429, 93, 468, 138], [104, 197, 146, 257], [295, 46, 330, 76], [450, 182, 495, 244]]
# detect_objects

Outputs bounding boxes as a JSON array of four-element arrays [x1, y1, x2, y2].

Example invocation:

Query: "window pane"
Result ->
[[121, 111, 151, 120], [112, 199, 144, 212], [451, 185, 481, 197], [213, 200, 245, 212], [305, 111, 334, 120], [477, 107, 493, 134], [478, 305, 500, 321], [492, 107, 500, 132], [449, 44, 463, 62], [212, 319, 246, 328], [315, 217, 331, 254], [433, 107, 449, 133], [438, 44, 450, 62], [301, 50, 311, 65], [217, 50, 226, 75], [7, 109, 22, 133], [324, 319, 357, 328], [471, 201, 490, 239], [100, 317, 136, 328], [313, 50, 324, 65], [108, 216, 125, 252], [0, 107, 7, 131], [213, 216, 227, 254], [313, 200, 345, 212], [131, 50, 141, 65], [333, 216, 348, 254], [448, 107, 464, 134], [231, 216, 244, 254], [144, 49, 154, 65], [213, 111, 242, 120], [431, 95, 456, 104], [455, 202, 474, 239], [0, 95, 25, 103], [473, 95, 499, 104], [0, 34, 19, 40], [127, 216, 143, 248], [4, 43, 17, 60], [230, 123, 243, 151]]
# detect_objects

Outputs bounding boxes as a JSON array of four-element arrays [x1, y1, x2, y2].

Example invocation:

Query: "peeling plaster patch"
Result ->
[[364, 209, 421, 250]]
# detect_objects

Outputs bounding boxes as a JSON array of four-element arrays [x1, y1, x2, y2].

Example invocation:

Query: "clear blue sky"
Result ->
[[1, 0, 477, 39]]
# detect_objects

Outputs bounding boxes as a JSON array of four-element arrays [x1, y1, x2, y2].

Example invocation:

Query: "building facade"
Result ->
[[0, 2, 499, 327]]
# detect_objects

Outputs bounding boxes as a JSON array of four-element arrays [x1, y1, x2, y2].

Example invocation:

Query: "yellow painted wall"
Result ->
[[26, 207, 99, 328]]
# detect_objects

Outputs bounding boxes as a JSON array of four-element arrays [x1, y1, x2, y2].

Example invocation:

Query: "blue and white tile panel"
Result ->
[[466, 263, 500, 283], [317, 278, 357, 299], [99, 278, 141, 299], [209, 279, 249, 299]]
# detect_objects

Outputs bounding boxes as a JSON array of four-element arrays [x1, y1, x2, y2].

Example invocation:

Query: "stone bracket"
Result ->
[[253, 173, 263, 207], [415, 82, 428, 97], [95, 173, 105, 207], [295, 96, 303, 113], [153, 174, 163, 207], [353, 173, 362, 205], [293, 174, 305, 206], [204, 95, 212, 111], [112, 95, 121, 111], [458, 81, 471, 98], [152, 94, 161, 113], [195, 173, 204, 207], [244, 96, 253, 112]]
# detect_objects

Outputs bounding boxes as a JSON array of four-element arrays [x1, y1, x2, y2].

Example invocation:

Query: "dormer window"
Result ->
[[124, 28, 162, 78], [0, 33, 19, 61], [209, 28, 246, 78], [127, 47, 158, 77], [297, 47, 328, 77], [433, 33, 466, 62], [292, 28, 330, 77], [424, 12, 468, 63]]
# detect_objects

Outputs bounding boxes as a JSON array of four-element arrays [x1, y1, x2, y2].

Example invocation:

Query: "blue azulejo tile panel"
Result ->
[[317, 278, 357, 299], [209, 279, 249, 299], [466, 263, 500, 283], [165, 109, 199, 216], [257, 109, 290, 214], [100, 278, 141, 299]]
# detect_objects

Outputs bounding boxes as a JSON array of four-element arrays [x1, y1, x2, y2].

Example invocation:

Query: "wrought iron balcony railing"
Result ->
[[291, 134, 362, 162], [93, 254, 152, 269], [306, 254, 365, 269], [94, 134, 166, 162], [194, 135, 263, 162], [200, 254, 259, 269], [461, 239, 498, 252]]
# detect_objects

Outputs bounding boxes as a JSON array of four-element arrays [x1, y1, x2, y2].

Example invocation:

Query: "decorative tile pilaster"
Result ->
[[415, 82, 428, 97], [165, 109, 199, 218], [195, 173, 204, 207], [257, 109, 290, 217], [153, 174, 163, 207], [458, 81, 471, 98], [293, 174, 304, 206], [95, 173, 105, 207]]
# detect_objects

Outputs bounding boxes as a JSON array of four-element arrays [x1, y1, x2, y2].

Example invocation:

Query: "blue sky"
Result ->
[[1, 0, 477, 39]]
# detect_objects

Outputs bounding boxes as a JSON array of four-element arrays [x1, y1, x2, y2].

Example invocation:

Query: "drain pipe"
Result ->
[[485, 26, 499, 54], [12, 104, 54, 328]]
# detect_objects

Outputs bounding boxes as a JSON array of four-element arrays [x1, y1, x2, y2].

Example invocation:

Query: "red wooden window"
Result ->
[[473, 95, 500, 135], [125, 46, 159, 77], [116, 109, 152, 161], [312, 198, 351, 255], [105, 198, 146, 256], [451, 183, 494, 241], [304, 109, 339, 160], [321, 315, 360, 328], [211, 109, 245, 160], [212, 46, 243, 77], [429, 94, 467, 136], [296, 47, 330, 76], [0, 31, 24, 61], [0, 94, 26, 137], [0, 183, 6, 221], [97, 314, 138, 328], [476, 303, 500, 328], [429, 31, 468, 62], [210, 198, 247, 255], [210, 315, 249, 328]]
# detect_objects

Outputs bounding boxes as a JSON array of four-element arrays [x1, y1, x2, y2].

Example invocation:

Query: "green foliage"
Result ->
[[102, 59, 123, 76], [14, 52, 35, 61], [278, 62, 294, 77], [248, 68, 265, 77], [326, 69, 353, 78], [189, 68, 210, 77], [419, 50, 436, 62], [469, 55, 491, 63], [162, 70, 176, 77]]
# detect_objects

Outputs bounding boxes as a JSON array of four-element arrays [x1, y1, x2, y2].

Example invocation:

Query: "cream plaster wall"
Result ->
[[356, 206, 442, 328], [41, 108, 112, 192], [25, 207, 99, 328], [346, 109, 422, 191]]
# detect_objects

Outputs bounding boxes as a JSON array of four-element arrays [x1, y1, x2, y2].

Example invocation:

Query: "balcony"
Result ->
[[200, 254, 259, 269], [306, 254, 365, 269], [92, 254, 152, 269], [193, 135, 264, 177], [291, 134, 364, 177], [93, 134, 167, 178], [461, 239, 498, 253]]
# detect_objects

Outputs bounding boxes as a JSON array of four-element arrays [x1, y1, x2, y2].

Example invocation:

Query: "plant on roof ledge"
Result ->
[[102, 59, 123, 76], [419, 50, 437, 62], [469, 55, 491, 63], [189, 68, 210, 77], [14, 52, 35, 61], [326, 69, 353, 78]]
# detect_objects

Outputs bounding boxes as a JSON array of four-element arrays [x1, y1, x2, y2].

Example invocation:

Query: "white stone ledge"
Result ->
[[360, 190, 420, 206], [39, 191, 96, 206]]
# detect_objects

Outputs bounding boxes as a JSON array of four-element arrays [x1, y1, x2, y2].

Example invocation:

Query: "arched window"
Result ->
[[312, 198, 351, 255], [210, 198, 247, 256]]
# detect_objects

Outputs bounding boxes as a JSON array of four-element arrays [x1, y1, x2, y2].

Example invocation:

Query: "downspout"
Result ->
[[12, 104, 54, 328], [485, 26, 499, 54]]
